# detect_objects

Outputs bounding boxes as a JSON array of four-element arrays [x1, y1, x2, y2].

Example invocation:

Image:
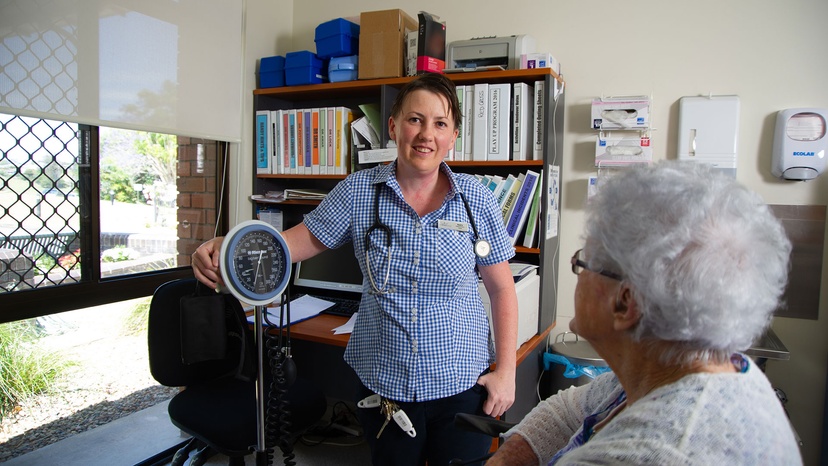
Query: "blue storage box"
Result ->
[[314, 18, 360, 59], [285, 51, 327, 86], [328, 55, 358, 83], [258, 55, 285, 88]]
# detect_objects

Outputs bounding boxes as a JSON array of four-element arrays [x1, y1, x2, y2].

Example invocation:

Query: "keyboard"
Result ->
[[297, 294, 360, 317]]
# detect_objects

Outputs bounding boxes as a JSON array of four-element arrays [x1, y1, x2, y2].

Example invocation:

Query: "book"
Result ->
[[487, 83, 511, 161], [496, 173, 516, 209], [533, 80, 545, 160], [521, 171, 543, 248], [284, 188, 328, 200], [271, 110, 283, 174], [303, 109, 312, 174], [463, 85, 474, 160], [501, 172, 524, 222], [471, 82, 489, 161], [311, 108, 320, 174], [255, 110, 271, 174], [296, 109, 305, 173], [281, 111, 290, 174], [454, 85, 465, 160], [318, 107, 328, 174], [486, 175, 503, 193], [326, 107, 335, 174], [288, 109, 299, 173], [512, 82, 534, 161], [335, 107, 352, 175], [505, 169, 541, 245]]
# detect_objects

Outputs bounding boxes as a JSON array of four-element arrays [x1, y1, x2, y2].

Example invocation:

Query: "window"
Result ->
[[0, 113, 228, 323]]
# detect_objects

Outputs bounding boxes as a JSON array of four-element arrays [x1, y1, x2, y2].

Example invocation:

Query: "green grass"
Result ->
[[121, 297, 151, 336], [0, 320, 70, 421]]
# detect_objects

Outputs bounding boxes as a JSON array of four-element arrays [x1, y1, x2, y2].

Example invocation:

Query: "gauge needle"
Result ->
[[253, 250, 263, 285]]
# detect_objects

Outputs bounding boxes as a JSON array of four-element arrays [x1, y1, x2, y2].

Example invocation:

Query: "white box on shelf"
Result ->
[[479, 272, 540, 351]]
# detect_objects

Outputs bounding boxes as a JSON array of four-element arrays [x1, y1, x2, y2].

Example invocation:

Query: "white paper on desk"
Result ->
[[332, 312, 358, 334], [245, 295, 333, 327]]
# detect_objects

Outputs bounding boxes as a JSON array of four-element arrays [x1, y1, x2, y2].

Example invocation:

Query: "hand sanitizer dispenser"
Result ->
[[771, 108, 827, 181]]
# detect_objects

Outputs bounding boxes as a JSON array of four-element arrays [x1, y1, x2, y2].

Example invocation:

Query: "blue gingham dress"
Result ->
[[303, 161, 514, 402]]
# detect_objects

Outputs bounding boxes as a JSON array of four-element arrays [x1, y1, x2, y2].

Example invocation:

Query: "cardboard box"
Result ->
[[358, 9, 417, 79], [416, 11, 445, 74]]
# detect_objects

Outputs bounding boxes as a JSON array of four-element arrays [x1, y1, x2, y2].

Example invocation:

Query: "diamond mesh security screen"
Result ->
[[0, 114, 81, 291]]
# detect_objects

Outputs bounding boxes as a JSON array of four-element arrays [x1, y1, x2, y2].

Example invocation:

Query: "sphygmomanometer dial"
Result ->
[[219, 220, 291, 306]]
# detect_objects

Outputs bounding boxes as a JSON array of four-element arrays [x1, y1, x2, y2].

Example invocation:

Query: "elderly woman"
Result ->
[[486, 161, 802, 465]]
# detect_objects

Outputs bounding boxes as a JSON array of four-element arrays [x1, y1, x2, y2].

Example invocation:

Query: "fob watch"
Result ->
[[219, 220, 291, 306]]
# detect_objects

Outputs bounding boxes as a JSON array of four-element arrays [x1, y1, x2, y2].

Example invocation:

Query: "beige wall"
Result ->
[[242, 0, 828, 463]]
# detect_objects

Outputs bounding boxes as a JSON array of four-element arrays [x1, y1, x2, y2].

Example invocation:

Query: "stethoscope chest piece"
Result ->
[[474, 239, 491, 258]]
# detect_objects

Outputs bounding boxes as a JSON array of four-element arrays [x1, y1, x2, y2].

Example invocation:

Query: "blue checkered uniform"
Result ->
[[304, 161, 514, 402]]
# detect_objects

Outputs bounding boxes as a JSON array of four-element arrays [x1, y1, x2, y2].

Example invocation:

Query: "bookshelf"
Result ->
[[252, 67, 564, 343]]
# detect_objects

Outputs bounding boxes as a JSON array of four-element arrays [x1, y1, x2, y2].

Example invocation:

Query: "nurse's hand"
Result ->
[[477, 369, 516, 418], [192, 236, 225, 290]]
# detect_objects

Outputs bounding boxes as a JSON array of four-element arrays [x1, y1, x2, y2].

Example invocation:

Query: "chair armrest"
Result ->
[[454, 413, 516, 438]]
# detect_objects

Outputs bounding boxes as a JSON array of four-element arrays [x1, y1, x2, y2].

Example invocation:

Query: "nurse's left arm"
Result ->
[[477, 260, 518, 417]]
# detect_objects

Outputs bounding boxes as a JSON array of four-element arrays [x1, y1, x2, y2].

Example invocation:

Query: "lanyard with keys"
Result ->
[[358, 394, 417, 438]]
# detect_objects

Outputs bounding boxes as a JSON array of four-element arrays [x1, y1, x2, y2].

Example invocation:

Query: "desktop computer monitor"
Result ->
[[292, 242, 363, 297]]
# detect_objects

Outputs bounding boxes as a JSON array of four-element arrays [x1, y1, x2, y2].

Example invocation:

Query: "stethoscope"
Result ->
[[364, 183, 491, 294]]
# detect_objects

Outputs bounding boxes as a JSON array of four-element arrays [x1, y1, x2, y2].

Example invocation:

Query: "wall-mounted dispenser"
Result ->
[[677, 95, 740, 177], [771, 108, 827, 181]]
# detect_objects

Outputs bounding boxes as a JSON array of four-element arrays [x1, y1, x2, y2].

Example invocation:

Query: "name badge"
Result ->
[[438, 219, 469, 232]]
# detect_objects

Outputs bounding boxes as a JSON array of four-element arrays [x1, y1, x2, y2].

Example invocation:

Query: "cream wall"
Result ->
[[242, 0, 828, 463]]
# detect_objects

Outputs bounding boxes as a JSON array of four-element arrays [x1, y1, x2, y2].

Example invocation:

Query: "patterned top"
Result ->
[[504, 353, 802, 465], [304, 161, 514, 402]]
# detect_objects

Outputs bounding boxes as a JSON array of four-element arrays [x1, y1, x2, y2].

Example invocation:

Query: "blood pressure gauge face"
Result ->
[[219, 220, 291, 306]]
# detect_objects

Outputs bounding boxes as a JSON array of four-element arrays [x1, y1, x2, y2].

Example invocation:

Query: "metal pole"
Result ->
[[254, 304, 269, 465]]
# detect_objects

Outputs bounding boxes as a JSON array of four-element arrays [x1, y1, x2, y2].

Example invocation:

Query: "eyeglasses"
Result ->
[[570, 249, 623, 281]]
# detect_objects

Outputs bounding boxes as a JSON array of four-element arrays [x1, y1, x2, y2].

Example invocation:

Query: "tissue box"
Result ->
[[329, 55, 358, 83], [315, 18, 360, 59], [591, 96, 651, 130], [258, 55, 285, 88], [285, 51, 326, 86], [359, 9, 418, 79], [595, 133, 653, 166]]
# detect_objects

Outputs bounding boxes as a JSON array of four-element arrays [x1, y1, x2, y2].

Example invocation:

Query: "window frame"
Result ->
[[0, 124, 229, 323]]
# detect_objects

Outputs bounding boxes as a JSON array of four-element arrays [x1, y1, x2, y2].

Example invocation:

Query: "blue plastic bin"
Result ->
[[258, 55, 285, 88], [314, 18, 360, 59], [328, 55, 358, 83], [284, 51, 327, 86]]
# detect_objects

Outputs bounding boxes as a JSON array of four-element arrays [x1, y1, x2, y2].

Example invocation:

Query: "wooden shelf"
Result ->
[[253, 68, 563, 100]]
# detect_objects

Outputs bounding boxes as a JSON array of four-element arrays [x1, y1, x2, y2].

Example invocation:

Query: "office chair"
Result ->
[[147, 278, 327, 466]]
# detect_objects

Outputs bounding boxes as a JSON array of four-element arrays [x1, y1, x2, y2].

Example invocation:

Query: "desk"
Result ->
[[264, 312, 554, 421], [283, 313, 552, 364]]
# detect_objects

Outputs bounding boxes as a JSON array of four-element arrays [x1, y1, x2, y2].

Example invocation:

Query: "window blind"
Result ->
[[0, 0, 244, 142]]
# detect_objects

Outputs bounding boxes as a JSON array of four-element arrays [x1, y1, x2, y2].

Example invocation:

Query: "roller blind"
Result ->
[[0, 0, 244, 142]]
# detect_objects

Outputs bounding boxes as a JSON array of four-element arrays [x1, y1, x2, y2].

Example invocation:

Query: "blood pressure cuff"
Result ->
[[179, 281, 255, 382]]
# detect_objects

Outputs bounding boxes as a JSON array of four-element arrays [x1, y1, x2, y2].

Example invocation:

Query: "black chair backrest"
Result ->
[[148, 278, 255, 387]]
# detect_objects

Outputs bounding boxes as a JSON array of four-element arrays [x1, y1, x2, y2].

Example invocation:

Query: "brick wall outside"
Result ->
[[176, 137, 220, 267]]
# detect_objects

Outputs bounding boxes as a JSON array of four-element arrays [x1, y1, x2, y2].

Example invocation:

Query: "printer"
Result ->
[[446, 35, 536, 71]]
